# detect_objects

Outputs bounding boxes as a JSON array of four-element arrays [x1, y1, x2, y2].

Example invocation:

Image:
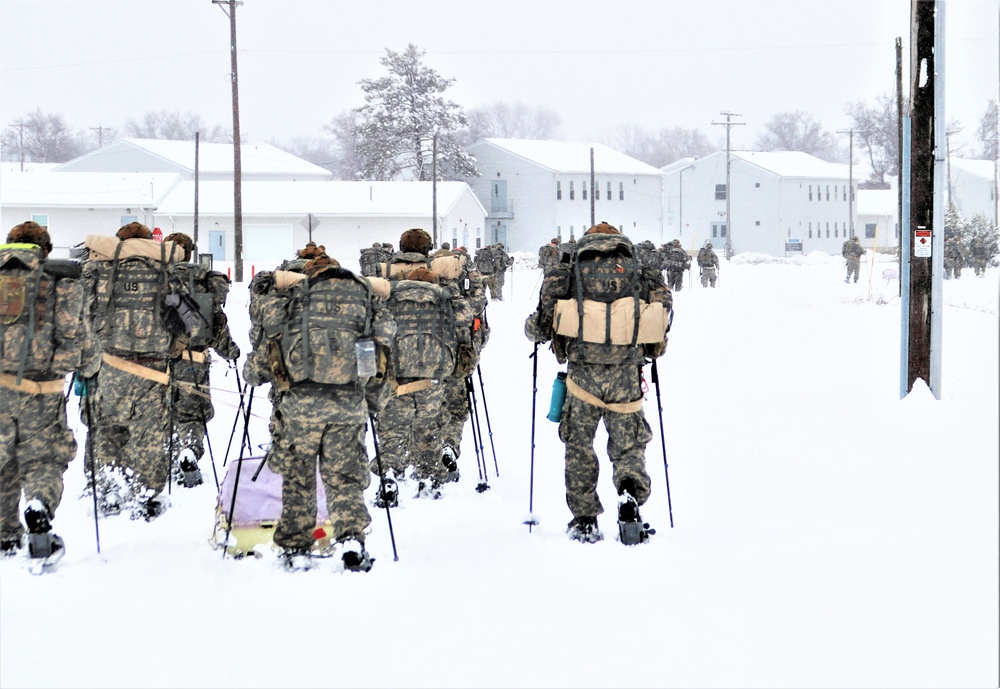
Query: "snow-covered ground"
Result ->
[[1, 251, 997, 689]]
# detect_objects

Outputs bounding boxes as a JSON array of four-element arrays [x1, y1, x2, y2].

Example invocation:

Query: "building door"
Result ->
[[491, 180, 508, 213], [491, 221, 507, 247], [208, 230, 225, 261]]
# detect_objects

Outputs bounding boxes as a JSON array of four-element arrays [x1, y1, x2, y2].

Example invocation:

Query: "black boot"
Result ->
[[341, 537, 374, 572], [616, 479, 654, 546], [373, 477, 398, 509], [566, 516, 603, 543], [23, 500, 65, 569]]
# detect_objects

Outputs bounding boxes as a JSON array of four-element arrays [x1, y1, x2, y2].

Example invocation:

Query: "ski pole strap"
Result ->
[[0, 372, 65, 395], [394, 378, 435, 396], [565, 375, 643, 413], [102, 352, 170, 385]]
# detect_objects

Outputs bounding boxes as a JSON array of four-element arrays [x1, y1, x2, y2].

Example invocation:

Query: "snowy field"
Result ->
[[1, 250, 997, 689]]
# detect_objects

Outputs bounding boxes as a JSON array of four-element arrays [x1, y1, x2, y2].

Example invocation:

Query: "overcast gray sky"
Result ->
[[1, 0, 997, 153]]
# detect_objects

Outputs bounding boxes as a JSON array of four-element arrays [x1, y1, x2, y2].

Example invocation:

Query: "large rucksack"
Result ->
[[86, 236, 192, 359], [0, 244, 86, 380], [386, 279, 457, 380], [475, 247, 498, 274], [260, 268, 375, 387], [172, 263, 222, 350], [359, 247, 385, 277], [541, 233, 670, 364]]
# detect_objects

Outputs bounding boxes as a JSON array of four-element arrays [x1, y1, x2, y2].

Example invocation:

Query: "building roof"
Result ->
[[53, 138, 332, 178], [0, 171, 182, 207], [469, 138, 663, 175], [856, 187, 897, 216], [732, 151, 850, 179], [950, 157, 995, 181], [155, 180, 486, 217]]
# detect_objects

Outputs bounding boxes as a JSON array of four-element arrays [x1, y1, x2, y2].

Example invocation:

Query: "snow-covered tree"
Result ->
[[1, 109, 86, 163], [754, 111, 837, 161], [352, 44, 478, 181]]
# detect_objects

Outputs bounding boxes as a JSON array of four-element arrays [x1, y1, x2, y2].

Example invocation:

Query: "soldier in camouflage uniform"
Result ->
[[359, 241, 390, 277], [475, 244, 501, 301], [943, 236, 965, 280], [968, 234, 989, 277], [162, 233, 240, 488], [493, 243, 513, 299], [697, 242, 720, 288], [538, 237, 560, 271], [429, 242, 488, 481], [662, 239, 692, 291], [247, 250, 396, 571], [841, 235, 866, 283], [82, 222, 190, 520], [0, 222, 101, 566], [373, 229, 473, 500], [524, 223, 672, 545]]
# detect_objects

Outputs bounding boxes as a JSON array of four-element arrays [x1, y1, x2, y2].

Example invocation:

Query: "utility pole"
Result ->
[[8, 122, 26, 171], [432, 126, 438, 247], [896, 35, 904, 295], [837, 128, 866, 237], [589, 147, 596, 227], [712, 111, 744, 259], [89, 125, 113, 148], [194, 132, 200, 258], [944, 127, 962, 206], [213, 0, 244, 282]]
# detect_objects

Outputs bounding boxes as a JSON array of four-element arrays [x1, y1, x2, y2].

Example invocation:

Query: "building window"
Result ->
[[583, 182, 587, 200], [834, 185, 838, 198], [712, 226, 718, 237], [720, 225, 727, 237], [755, 220, 761, 226], [619, 182, 624, 200], [755, 182, 760, 188], [715, 184, 727, 200], [809, 229, 813, 238], [809, 185, 813, 201], [557, 182, 562, 200], [31, 214, 49, 227], [826, 228, 830, 238], [120, 214, 138, 225], [866, 223, 877, 238], [607, 181, 612, 200], [569, 181, 575, 200], [835, 228, 838, 238], [844, 187, 848, 201], [826, 185, 830, 201]]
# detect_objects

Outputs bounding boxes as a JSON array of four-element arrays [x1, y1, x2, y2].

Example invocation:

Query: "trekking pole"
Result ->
[[649, 359, 674, 528], [222, 387, 255, 560], [476, 364, 499, 477], [369, 414, 398, 562], [465, 376, 489, 493], [167, 361, 177, 495], [182, 354, 221, 490], [82, 387, 101, 554], [467, 376, 490, 478], [525, 343, 539, 531], [223, 362, 247, 466]]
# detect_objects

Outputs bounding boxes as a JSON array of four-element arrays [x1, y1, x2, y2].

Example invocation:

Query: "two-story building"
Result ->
[[949, 157, 998, 223], [465, 138, 664, 252]]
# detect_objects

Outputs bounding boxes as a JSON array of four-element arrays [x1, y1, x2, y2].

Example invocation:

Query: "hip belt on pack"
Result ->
[[0, 372, 65, 395], [565, 376, 643, 413], [102, 353, 170, 385]]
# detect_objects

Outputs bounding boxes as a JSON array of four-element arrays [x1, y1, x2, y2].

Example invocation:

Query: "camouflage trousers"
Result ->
[[845, 258, 861, 282], [482, 273, 501, 300], [373, 381, 447, 484], [88, 359, 171, 500], [943, 260, 963, 279], [558, 361, 652, 519], [170, 355, 215, 460], [666, 269, 685, 291], [440, 375, 472, 459], [495, 268, 507, 299], [700, 267, 717, 288], [270, 384, 371, 552], [0, 385, 77, 539]]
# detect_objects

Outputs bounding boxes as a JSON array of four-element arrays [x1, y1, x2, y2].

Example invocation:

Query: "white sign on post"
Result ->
[[914, 228, 932, 258]]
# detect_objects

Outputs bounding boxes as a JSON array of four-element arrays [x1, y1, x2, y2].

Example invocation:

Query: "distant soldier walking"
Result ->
[[697, 242, 720, 288], [842, 235, 865, 283]]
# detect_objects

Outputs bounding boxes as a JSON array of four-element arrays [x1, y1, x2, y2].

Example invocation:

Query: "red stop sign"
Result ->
[[152, 227, 163, 242]]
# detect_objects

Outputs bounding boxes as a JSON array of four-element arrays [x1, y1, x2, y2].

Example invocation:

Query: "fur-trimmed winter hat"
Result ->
[[585, 222, 619, 235], [297, 242, 326, 259], [303, 253, 340, 277], [399, 228, 432, 255], [164, 232, 194, 261], [117, 222, 153, 240], [6, 221, 53, 256]]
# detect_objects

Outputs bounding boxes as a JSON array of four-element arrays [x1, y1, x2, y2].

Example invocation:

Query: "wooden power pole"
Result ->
[[214, 0, 244, 282], [712, 111, 744, 260]]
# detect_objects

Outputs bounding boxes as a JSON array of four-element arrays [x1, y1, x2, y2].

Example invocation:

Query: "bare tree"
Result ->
[[755, 111, 837, 160], [1, 109, 86, 163], [844, 93, 899, 187], [323, 110, 366, 180], [122, 109, 228, 142], [975, 99, 999, 161], [599, 123, 715, 167], [463, 102, 562, 143]]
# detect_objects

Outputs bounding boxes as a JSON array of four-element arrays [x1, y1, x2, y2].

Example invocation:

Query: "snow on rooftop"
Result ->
[[474, 138, 663, 175], [732, 151, 850, 179], [0, 171, 182, 207]]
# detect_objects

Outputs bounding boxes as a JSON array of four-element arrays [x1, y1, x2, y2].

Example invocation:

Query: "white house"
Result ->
[[54, 138, 333, 182], [856, 183, 900, 252], [0, 170, 184, 255], [465, 139, 664, 252], [949, 158, 998, 223], [152, 180, 487, 274], [662, 151, 855, 257]]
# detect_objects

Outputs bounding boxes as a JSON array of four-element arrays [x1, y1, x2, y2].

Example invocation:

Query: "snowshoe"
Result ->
[[566, 516, 603, 544], [373, 477, 399, 509], [340, 538, 374, 573], [617, 490, 654, 546], [26, 533, 65, 574], [442, 445, 460, 483], [280, 549, 315, 572], [132, 494, 170, 522], [0, 534, 20, 557], [177, 450, 203, 488]]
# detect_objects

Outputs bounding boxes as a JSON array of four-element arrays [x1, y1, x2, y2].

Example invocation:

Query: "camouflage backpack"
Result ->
[[172, 263, 225, 350], [260, 268, 375, 387], [475, 246, 498, 274], [0, 244, 85, 381], [386, 279, 457, 380], [359, 246, 385, 277], [87, 238, 192, 359]]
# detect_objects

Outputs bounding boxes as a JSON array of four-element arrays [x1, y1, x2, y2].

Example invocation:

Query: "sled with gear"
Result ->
[[211, 456, 337, 558]]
